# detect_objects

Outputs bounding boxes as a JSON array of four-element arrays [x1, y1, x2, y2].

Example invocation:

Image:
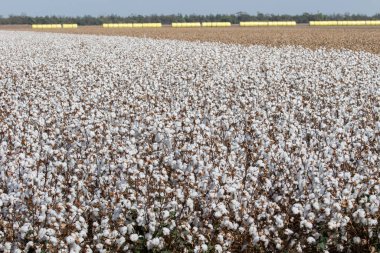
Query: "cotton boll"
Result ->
[[292, 203, 303, 215], [300, 220, 313, 230], [368, 218, 378, 226], [85, 246, 93, 253], [48, 236, 58, 246], [214, 211, 223, 218], [127, 224, 135, 234], [215, 244, 223, 253], [353, 237, 361, 244], [66, 235, 75, 245], [4, 242, 12, 251], [284, 229, 294, 235], [119, 226, 128, 236], [186, 198, 194, 211], [147, 238, 161, 250], [117, 237, 126, 246], [162, 227, 170, 236], [307, 237, 316, 244], [275, 216, 284, 228], [130, 234, 139, 242], [328, 220, 338, 230]]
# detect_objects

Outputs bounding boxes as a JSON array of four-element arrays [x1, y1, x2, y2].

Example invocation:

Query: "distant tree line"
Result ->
[[1, 13, 380, 25]]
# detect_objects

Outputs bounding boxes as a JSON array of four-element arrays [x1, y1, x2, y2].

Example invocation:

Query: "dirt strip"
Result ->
[[1, 25, 380, 54]]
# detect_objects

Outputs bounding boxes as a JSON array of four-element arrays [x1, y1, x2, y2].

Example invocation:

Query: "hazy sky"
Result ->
[[1, 0, 380, 17]]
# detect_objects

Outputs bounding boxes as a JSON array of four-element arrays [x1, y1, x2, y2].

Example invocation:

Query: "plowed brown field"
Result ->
[[2, 25, 380, 54]]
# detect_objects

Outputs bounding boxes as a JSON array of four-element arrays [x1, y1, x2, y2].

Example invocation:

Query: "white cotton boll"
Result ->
[[328, 220, 338, 230], [370, 205, 379, 214], [275, 216, 284, 228], [215, 244, 223, 253], [198, 234, 205, 241], [136, 216, 145, 226], [42, 132, 48, 140], [20, 223, 31, 239], [130, 234, 139, 242], [85, 246, 93, 253], [186, 198, 194, 210], [25, 241, 34, 251], [307, 237, 316, 244], [38, 214, 46, 222], [342, 188, 350, 196], [312, 202, 320, 211], [70, 244, 81, 253], [147, 238, 160, 250], [292, 204, 302, 215], [253, 236, 260, 244], [369, 195, 377, 203], [217, 234, 224, 243], [4, 242, 12, 251], [145, 233, 153, 240], [162, 210, 170, 219], [127, 224, 135, 234], [38, 228, 47, 241], [368, 218, 378, 226], [336, 244, 344, 252], [296, 243, 302, 252], [50, 237, 58, 246], [163, 227, 170, 236], [117, 237, 126, 246], [149, 222, 156, 233], [307, 212, 316, 221], [201, 244, 208, 252], [353, 237, 361, 244], [301, 220, 313, 230], [284, 229, 294, 235], [119, 226, 128, 236], [257, 160, 265, 167], [103, 229, 110, 238], [353, 209, 366, 219], [95, 244, 103, 250], [341, 216, 350, 226], [66, 235, 75, 245], [214, 211, 223, 218], [332, 203, 341, 212], [111, 230, 119, 238], [170, 220, 176, 230]]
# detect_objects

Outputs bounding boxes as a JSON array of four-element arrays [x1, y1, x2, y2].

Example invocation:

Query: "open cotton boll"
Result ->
[[307, 237, 316, 244], [162, 227, 170, 236], [66, 235, 75, 245], [130, 234, 139, 242]]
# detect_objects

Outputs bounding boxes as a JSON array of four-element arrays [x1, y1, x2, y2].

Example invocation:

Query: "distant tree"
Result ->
[[0, 13, 379, 25]]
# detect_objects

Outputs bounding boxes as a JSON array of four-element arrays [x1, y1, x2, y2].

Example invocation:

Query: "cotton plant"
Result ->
[[0, 31, 379, 252]]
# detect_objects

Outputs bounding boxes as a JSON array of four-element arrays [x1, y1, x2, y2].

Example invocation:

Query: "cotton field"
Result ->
[[0, 31, 379, 253]]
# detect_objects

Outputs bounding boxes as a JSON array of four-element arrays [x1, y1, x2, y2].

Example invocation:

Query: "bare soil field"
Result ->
[[1, 25, 380, 54]]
